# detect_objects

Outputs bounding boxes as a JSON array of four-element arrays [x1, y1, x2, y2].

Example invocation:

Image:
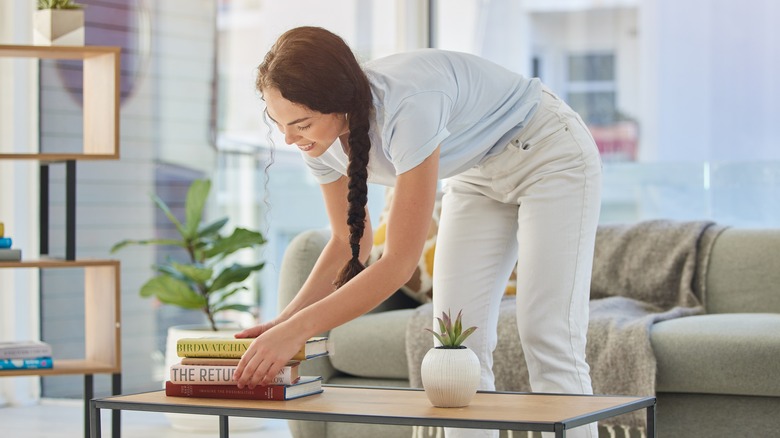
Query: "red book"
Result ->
[[164, 376, 323, 401]]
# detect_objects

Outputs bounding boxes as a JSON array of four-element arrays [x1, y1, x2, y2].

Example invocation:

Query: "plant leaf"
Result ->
[[198, 217, 229, 238], [110, 238, 185, 253], [435, 316, 447, 337], [172, 262, 213, 284], [454, 310, 463, 338], [211, 303, 253, 314], [216, 286, 248, 302], [204, 228, 267, 260], [453, 326, 478, 346], [139, 276, 206, 309], [208, 262, 265, 293], [184, 180, 211, 238], [151, 193, 185, 236], [424, 328, 447, 346]]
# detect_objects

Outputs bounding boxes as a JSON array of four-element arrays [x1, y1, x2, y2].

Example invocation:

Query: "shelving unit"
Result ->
[[0, 44, 122, 438], [0, 44, 119, 160]]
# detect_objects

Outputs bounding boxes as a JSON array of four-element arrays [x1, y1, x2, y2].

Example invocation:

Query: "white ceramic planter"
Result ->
[[33, 9, 84, 46], [164, 324, 265, 432], [420, 346, 481, 407]]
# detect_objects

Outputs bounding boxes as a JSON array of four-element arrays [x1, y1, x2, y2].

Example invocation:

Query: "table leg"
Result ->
[[554, 423, 566, 438], [84, 374, 94, 438], [112, 373, 122, 438], [90, 400, 101, 438], [647, 402, 657, 437], [219, 415, 229, 438]]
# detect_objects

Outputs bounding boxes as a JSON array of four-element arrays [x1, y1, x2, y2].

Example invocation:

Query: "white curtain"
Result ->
[[0, 0, 42, 406]]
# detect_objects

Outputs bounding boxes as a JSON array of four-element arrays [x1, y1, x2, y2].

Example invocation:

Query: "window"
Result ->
[[430, 0, 780, 228]]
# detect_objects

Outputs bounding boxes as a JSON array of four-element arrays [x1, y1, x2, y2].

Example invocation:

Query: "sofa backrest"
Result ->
[[704, 228, 780, 314]]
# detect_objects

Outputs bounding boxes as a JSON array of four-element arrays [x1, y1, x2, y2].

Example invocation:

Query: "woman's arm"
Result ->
[[234, 175, 372, 338], [276, 175, 374, 322], [233, 147, 441, 387]]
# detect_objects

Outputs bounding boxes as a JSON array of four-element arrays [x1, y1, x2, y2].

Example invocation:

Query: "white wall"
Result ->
[[641, 0, 780, 162]]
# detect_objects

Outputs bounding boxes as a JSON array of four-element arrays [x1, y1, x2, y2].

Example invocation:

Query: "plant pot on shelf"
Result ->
[[33, 9, 85, 46], [164, 323, 265, 433], [420, 346, 481, 408]]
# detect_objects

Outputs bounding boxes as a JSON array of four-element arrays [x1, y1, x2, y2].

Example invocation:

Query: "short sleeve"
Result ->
[[384, 91, 452, 175], [302, 152, 343, 184]]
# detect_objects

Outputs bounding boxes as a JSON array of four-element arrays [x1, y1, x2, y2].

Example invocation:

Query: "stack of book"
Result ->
[[0, 222, 22, 262], [165, 336, 328, 400], [0, 341, 53, 371]]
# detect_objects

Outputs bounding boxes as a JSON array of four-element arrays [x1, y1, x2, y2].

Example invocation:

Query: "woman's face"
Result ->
[[263, 87, 348, 157]]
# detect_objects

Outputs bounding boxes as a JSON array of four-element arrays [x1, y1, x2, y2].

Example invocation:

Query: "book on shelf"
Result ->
[[0, 248, 22, 261], [0, 341, 52, 360], [170, 360, 300, 385], [0, 356, 53, 370], [165, 375, 323, 401], [0, 237, 11, 249], [176, 336, 329, 361]]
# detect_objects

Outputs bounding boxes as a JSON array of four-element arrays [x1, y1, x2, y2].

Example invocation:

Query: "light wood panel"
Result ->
[[0, 45, 119, 159], [0, 259, 121, 375]]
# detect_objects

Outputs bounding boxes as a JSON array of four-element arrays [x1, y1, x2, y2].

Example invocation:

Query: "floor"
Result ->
[[0, 398, 294, 438]]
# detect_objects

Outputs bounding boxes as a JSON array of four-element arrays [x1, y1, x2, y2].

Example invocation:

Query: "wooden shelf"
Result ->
[[0, 258, 122, 374], [1, 44, 123, 438], [0, 258, 120, 269], [0, 359, 120, 377], [0, 44, 120, 159]]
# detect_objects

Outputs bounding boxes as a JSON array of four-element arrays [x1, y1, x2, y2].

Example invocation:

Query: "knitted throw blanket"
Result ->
[[406, 220, 726, 434]]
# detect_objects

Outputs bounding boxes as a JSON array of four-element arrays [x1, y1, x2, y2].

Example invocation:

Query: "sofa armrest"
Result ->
[[277, 228, 422, 382], [277, 228, 337, 380], [278, 228, 331, 311]]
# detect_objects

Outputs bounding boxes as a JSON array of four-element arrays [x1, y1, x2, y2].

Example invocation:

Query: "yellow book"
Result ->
[[176, 336, 329, 360]]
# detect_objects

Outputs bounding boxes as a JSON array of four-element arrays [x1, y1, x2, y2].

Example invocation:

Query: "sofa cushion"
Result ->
[[651, 313, 780, 397], [705, 229, 780, 314], [329, 308, 415, 379]]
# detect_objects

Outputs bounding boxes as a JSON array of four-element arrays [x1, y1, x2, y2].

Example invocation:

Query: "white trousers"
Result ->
[[433, 88, 602, 438]]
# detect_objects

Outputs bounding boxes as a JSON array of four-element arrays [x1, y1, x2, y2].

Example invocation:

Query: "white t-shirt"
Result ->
[[303, 49, 542, 186]]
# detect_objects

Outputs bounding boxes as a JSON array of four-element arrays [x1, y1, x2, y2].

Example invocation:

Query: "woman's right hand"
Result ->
[[234, 319, 279, 339]]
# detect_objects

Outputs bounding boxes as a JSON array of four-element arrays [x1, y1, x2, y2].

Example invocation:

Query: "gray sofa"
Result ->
[[278, 223, 780, 438]]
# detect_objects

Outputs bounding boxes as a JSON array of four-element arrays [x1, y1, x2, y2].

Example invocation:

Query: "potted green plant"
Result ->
[[111, 178, 267, 431], [420, 309, 481, 407], [111, 179, 266, 332], [34, 0, 86, 46]]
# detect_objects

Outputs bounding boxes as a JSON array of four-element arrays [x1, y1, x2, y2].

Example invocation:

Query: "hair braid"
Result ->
[[333, 89, 372, 288], [256, 26, 373, 289]]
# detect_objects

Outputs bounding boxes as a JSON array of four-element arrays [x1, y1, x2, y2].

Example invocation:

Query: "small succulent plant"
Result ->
[[425, 309, 477, 349], [38, 0, 84, 10]]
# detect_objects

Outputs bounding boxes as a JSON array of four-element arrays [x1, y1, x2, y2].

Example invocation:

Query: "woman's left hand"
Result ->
[[232, 322, 309, 388]]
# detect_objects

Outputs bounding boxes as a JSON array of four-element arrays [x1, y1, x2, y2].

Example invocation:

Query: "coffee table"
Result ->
[[90, 385, 655, 438]]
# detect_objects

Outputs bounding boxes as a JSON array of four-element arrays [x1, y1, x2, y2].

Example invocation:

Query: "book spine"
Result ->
[[0, 249, 22, 261], [170, 364, 294, 385], [165, 381, 286, 400], [0, 346, 53, 360], [176, 339, 250, 358], [0, 357, 53, 370]]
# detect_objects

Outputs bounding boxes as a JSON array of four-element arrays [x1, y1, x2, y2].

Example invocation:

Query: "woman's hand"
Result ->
[[233, 319, 278, 339], [232, 322, 309, 388]]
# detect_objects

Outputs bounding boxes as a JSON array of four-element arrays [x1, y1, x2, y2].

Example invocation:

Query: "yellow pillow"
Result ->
[[368, 188, 516, 304]]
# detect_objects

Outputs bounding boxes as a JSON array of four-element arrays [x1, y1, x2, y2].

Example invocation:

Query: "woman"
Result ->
[[233, 26, 601, 438]]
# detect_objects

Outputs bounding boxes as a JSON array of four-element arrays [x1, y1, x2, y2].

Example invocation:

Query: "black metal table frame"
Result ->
[[89, 386, 656, 438]]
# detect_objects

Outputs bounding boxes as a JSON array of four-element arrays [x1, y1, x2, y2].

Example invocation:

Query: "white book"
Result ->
[[169, 361, 300, 385], [0, 341, 52, 360], [0, 249, 22, 261]]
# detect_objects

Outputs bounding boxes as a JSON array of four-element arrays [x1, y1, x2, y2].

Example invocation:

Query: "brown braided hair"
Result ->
[[257, 27, 372, 289]]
